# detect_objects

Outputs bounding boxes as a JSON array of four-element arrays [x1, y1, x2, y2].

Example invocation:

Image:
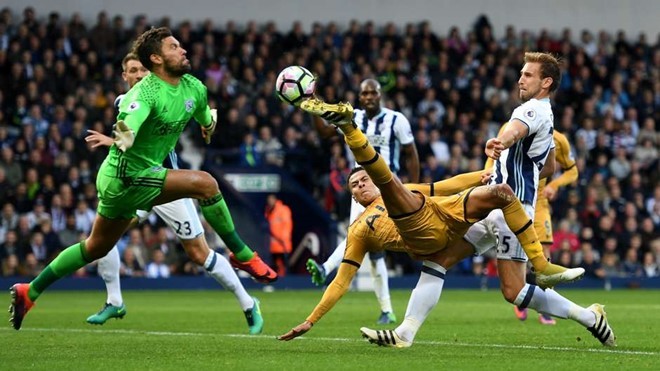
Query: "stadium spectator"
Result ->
[[601, 252, 623, 278], [0, 8, 656, 279], [265, 194, 293, 277], [119, 248, 145, 278], [577, 242, 606, 279], [146, 249, 171, 279], [642, 251, 658, 278], [2, 254, 21, 277], [0, 229, 21, 263]]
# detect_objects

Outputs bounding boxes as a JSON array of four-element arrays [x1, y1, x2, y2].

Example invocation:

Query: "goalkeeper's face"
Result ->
[[349, 170, 380, 207], [160, 36, 191, 77]]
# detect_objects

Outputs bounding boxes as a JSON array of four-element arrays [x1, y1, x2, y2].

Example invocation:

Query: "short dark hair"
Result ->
[[132, 27, 172, 71], [360, 79, 381, 93], [524, 52, 561, 93], [347, 166, 366, 188]]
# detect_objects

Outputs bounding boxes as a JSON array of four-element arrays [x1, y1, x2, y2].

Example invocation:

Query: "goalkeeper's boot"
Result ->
[[229, 252, 278, 284], [538, 313, 556, 325], [244, 296, 264, 335], [300, 98, 355, 129], [360, 327, 411, 348], [586, 304, 616, 346], [513, 305, 528, 321], [86, 303, 127, 325], [306, 259, 327, 286], [9, 283, 34, 330], [377, 311, 397, 325], [535, 263, 585, 288]]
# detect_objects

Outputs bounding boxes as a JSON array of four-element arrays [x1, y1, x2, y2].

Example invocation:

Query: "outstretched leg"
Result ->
[[301, 99, 420, 216], [10, 215, 132, 330], [154, 169, 277, 283], [499, 260, 616, 346], [464, 184, 584, 287], [360, 239, 475, 348]]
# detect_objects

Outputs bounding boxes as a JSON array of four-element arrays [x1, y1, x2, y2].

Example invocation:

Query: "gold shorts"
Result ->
[[392, 189, 476, 260]]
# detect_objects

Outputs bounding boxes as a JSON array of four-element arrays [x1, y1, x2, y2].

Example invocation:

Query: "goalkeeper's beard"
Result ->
[[164, 62, 191, 78]]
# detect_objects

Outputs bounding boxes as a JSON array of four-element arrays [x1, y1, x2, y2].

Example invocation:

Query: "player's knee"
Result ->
[[490, 184, 515, 206], [85, 238, 115, 261], [182, 240, 208, 265], [194, 171, 220, 199]]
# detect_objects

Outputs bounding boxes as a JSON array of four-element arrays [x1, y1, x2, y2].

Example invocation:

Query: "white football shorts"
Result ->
[[463, 203, 535, 262], [137, 198, 204, 240]]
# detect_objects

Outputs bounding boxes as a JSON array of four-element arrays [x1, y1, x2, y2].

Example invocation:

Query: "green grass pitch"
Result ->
[[1, 289, 659, 370]]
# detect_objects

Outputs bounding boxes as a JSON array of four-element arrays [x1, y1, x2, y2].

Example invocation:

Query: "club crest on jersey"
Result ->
[[185, 99, 194, 112], [127, 101, 140, 111], [525, 109, 536, 119]]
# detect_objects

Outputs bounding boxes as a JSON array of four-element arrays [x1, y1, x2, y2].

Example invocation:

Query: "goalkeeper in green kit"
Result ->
[[9, 27, 276, 330]]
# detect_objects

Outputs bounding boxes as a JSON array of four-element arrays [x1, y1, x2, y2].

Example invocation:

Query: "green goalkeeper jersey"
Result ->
[[100, 73, 211, 178]]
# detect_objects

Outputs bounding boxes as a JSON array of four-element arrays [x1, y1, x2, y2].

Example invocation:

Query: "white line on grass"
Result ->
[[2, 327, 657, 356]]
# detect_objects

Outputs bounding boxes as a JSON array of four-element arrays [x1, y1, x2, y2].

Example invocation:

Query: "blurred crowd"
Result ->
[[0, 7, 658, 280]]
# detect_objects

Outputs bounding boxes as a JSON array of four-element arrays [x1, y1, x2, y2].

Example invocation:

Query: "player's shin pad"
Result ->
[[501, 202, 547, 272], [355, 152, 393, 185], [346, 131, 393, 185]]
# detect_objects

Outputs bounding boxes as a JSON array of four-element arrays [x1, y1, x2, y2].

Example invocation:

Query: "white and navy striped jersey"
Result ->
[[114, 94, 126, 109], [491, 98, 554, 206], [115, 94, 180, 170], [351, 107, 414, 174]]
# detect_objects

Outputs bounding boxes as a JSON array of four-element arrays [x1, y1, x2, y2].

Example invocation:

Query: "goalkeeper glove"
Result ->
[[113, 120, 135, 152], [202, 109, 217, 144]]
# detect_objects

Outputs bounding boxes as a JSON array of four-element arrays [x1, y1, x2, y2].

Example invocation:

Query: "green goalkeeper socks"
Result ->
[[29, 242, 91, 301], [201, 193, 255, 262]]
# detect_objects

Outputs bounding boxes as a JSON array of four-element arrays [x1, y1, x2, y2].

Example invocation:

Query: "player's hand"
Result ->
[[85, 130, 114, 148], [480, 170, 493, 185], [201, 109, 217, 145], [277, 321, 313, 341], [485, 138, 504, 160], [113, 120, 135, 152], [543, 185, 558, 200]]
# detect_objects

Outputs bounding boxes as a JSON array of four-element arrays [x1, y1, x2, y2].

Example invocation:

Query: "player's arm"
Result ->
[[277, 262, 359, 340], [404, 170, 485, 196], [546, 134, 578, 199], [193, 105, 216, 144], [539, 148, 556, 180], [545, 162, 577, 199], [190, 80, 217, 144], [311, 115, 339, 138], [85, 130, 114, 148], [115, 97, 151, 152], [394, 114, 420, 183], [402, 143, 420, 183], [482, 156, 495, 184], [483, 122, 504, 173], [278, 238, 366, 341], [485, 119, 528, 159]]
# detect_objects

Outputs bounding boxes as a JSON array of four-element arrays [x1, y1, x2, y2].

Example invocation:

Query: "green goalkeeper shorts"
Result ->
[[96, 165, 168, 220]]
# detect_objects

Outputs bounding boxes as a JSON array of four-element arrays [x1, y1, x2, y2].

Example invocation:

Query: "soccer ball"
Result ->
[[275, 66, 316, 106]]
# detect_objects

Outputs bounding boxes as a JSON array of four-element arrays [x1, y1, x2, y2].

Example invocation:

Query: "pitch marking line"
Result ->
[[3, 327, 658, 356]]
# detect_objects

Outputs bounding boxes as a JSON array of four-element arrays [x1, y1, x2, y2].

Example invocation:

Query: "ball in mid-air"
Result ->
[[275, 66, 316, 106]]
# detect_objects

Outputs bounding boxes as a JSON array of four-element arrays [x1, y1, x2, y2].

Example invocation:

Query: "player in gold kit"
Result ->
[[278, 92, 611, 347]]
